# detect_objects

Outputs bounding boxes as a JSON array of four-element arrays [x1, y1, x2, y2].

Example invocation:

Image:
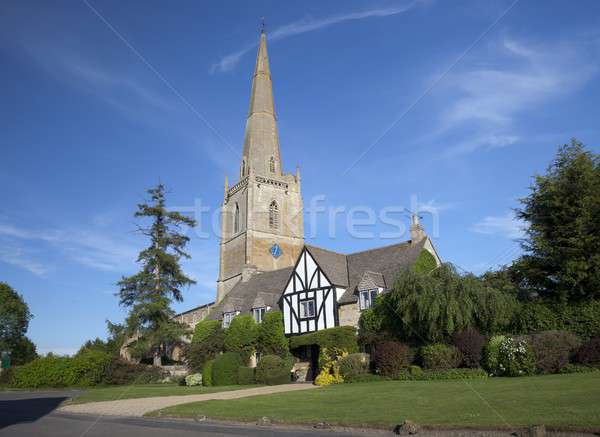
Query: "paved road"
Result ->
[[60, 383, 317, 416], [0, 390, 380, 437]]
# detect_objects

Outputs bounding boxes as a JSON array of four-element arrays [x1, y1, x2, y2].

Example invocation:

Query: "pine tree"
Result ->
[[516, 139, 600, 302], [118, 184, 197, 366]]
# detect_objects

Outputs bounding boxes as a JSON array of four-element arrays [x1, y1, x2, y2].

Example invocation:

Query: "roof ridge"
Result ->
[[305, 244, 347, 257], [347, 239, 413, 256]]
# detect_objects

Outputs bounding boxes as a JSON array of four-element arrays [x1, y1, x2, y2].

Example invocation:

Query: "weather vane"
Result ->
[[261, 16, 266, 33]]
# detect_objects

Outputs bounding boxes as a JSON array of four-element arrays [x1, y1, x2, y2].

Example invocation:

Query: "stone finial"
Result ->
[[410, 214, 426, 243]]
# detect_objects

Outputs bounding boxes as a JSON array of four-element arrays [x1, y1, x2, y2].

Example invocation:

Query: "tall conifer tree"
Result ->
[[118, 184, 196, 366]]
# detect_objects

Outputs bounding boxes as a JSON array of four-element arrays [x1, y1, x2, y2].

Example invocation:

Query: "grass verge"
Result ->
[[152, 373, 600, 430]]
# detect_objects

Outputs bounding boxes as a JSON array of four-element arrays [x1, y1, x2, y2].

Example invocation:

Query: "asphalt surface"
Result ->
[[0, 390, 383, 437]]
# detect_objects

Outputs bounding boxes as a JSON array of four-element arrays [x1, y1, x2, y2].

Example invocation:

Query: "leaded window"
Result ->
[[359, 289, 379, 311]]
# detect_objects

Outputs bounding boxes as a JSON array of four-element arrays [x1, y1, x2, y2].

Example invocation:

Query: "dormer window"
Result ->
[[359, 289, 379, 311], [223, 311, 238, 328], [253, 307, 267, 323]]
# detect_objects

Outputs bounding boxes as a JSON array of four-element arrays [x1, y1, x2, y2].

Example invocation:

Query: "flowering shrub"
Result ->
[[483, 335, 506, 373], [185, 373, 202, 386], [314, 347, 346, 386], [495, 337, 535, 377]]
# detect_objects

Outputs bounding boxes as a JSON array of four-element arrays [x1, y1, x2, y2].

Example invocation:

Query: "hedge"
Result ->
[[289, 326, 358, 352], [224, 315, 258, 364], [202, 359, 214, 387], [257, 311, 288, 357], [420, 344, 462, 370], [512, 300, 600, 339], [345, 368, 487, 383], [255, 354, 291, 385], [237, 366, 255, 385], [211, 352, 243, 386]]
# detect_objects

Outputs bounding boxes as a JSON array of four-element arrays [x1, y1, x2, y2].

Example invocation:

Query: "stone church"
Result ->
[[175, 31, 441, 336]]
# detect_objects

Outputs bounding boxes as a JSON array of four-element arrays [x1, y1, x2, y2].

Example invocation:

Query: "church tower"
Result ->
[[216, 31, 304, 303]]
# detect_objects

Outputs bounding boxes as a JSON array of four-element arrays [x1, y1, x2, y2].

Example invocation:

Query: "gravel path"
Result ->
[[59, 384, 318, 417]]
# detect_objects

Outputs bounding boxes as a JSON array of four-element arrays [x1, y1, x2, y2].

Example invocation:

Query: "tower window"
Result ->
[[241, 160, 246, 177], [269, 201, 279, 229], [234, 203, 240, 233], [269, 157, 275, 173]]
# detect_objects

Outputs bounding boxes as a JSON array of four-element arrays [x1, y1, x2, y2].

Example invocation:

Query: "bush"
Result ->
[[394, 368, 488, 381], [408, 365, 423, 378], [452, 328, 486, 368], [212, 352, 243, 386], [373, 341, 413, 377], [0, 368, 14, 386], [103, 358, 165, 385], [255, 354, 291, 385], [559, 364, 600, 374], [344, 373, 388, 383], [495, 337, 535, 377], [202, 359, 214, 387], [186, 321, 224, 372], [420, 344, 462, 370], [237, 366, 255, 385], [483, 335, 506, 373], [529, 330, 581, 374], [338, 353, 369, 381], [314, 347, 345, 386], [224, 315, 258, 364], [185, 373, 202, 386], [289, 326, 358, 353], [576, 337, 600, 366], [257, 311, 288, 357], [10, 355, 75, 388], [69, 350, 113, 386]]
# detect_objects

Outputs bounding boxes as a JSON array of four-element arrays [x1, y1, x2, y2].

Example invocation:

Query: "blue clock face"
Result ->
[[270, 244, 282, 259]]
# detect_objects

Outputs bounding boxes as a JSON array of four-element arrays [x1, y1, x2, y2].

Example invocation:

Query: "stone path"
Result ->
[[59, 384, 318, 417]]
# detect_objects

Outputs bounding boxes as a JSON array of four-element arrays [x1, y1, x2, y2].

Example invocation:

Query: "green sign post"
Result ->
[[1, 351, 10, 370]]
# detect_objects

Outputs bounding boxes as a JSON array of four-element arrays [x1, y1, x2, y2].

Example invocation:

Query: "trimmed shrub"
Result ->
[[483, 335, 506, 373], [408, 365, 423, 378], [452, 328, 486, 368], [202, 359, 214, 387], [237, 366, 255, 385], [559, 364, 600, 374], [289, 326, 358, 353], [212, 352, 243, 386], [186, 321, 224, 372], [224, 315, 258, 364], [338, 353, 369, 381], [103, 358, 165, 385], [373, 341, 413, 377], [576, 337, 600, 366], [185, 373, 202, 386], [255, 354, 291, 385], [495, 337, 535, 377], [344, 373, 388, 383], [420, 344, 462, 370], [529, 330, 581, 374], [10, 355, 75, 388], [257, 311, 288, 357], [70, 350, 113, 386]]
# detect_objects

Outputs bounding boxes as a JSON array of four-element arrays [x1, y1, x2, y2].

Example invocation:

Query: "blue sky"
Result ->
[[1, 0, 599, 355]]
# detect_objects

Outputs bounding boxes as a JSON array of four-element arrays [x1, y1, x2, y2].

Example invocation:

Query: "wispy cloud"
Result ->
[[0, 244, 50, 276], [471, 211, 526, 240], [211, 1, 423, 73], [441, 37, 599, 156]]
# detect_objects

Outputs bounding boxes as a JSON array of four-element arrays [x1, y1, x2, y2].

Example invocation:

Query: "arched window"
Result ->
[[269, 157, 275, 173], [269, 201, 279, 229], [234, 203, 240, 233]]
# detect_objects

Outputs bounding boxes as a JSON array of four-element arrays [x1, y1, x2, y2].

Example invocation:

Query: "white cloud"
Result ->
[[471, 212, 526, 240], [442, 37, 598, 156], [211, 1, 423, 73], [0, 245, 50, 276]]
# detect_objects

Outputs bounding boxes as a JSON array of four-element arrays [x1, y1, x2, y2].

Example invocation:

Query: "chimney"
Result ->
[[410, 214, 426, 243]]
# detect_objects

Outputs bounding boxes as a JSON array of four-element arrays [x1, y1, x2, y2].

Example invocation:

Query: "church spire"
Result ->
[[241, 31, 282, 176]]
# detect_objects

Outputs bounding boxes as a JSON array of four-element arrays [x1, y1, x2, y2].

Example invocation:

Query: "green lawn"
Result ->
[[153, 373, 600, 430], [68, 384, 257, 405]]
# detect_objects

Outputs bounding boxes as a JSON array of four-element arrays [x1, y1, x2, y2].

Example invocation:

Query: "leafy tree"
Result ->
[[378, 264, 515, 343], [10, 336, 38, 365], [257, 311, 288, 357], [185, 320, 224, 372], [223, 315, 258, 364], [516, 139, 600, 302], [118, 184, 196, 366], [412, 249, 438, 274], [0, 282, 33, 356]]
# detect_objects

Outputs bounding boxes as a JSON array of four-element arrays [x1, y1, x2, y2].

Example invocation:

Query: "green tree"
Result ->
[[223, 315, 258, 364], [118, 184, 196, 366], [0, 282, 33, 356], [516, 139, 600, 302], [257, 311, 288, 357], [185, 320, 224, 372], [10, 336, 38, 365]]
